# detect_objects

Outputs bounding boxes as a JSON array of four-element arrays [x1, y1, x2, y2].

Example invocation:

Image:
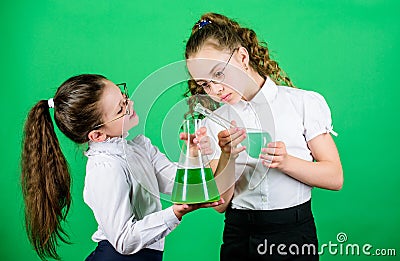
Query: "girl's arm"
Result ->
[[260, 133, 343, 190], [84, 159, 180, 255], [85, 157, 222, 255], [210, 155, 235, 213], [211, 125, 246, 213]]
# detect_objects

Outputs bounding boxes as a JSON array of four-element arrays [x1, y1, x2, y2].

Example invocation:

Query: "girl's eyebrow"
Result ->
[[209, 62, 223, 74], [195, 62, 224, 82], [192, 60, 225, 83]]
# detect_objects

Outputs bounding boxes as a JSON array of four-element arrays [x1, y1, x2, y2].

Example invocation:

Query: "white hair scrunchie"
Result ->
[[48, 98, 54, 108]]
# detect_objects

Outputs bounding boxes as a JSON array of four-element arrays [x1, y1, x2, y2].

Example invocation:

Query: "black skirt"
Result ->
[[221, 200, 319, 261], [85, 240, 163, 261]]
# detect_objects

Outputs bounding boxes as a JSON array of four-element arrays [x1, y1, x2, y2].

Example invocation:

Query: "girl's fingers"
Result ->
[[179, 133, 187, 140], [230, 132, 246, 147], [263, 161, 280, 169], [267, 141, 285, 148], [180, 133, 196, 142], [176, 204, 189, 210], [218, 127, 244, 139], [198, 135, 210, 145], [196, 126, 207, 135], [186, 199, 224, 209], [262, 147, 278, 155], [262, 160, 272, 168], [195, 128, 208, 141], [232, 146, 246, 155], [260, 154, 273, 161], [200, 148, 213, 155], [267, 141, 278, 148], [228, 129, 244, 141], [197, 199, 224, 208], [219, 129, 246, 147], [260, 154, 283, 163]]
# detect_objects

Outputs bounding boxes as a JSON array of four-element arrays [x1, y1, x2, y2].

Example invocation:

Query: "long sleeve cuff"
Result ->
[[163, 206, 180, 230]]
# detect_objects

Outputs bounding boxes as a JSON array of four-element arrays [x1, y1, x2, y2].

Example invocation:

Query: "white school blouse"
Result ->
[[203, 77, 336, 210], [83, 135, 179, 254]]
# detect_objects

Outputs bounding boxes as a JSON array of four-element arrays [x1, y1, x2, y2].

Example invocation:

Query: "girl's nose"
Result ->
[[126, 99, 134, 115], [129, 99, 134, 110]]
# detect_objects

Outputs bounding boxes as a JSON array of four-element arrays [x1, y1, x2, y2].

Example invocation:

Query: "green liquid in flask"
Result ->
[[171, 168, 220, 204]]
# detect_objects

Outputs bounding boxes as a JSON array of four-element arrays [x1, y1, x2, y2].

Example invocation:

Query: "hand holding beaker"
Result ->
[[172, 198, 225, 220], [260, 141, 289, 170], [217, 120, 247, 157], [179, 126, 213, 156]]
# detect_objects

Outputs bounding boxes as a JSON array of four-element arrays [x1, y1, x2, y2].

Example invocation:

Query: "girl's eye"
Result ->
[[201, 82, 209, 87], [214, 71, 223, 78]]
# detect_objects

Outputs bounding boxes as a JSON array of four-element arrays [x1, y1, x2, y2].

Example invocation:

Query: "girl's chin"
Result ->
[[124, 117, 139, 131], [221, 99, 237, 105]]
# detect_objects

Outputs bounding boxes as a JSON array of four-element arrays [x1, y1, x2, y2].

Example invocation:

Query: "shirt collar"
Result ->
[[251, 76, 278, 104], [85, 136, 127, 156]]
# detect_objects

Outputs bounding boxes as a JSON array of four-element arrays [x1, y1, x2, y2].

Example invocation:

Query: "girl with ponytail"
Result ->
[[21, 74, 223, 261], [184, 13, 343, 260]]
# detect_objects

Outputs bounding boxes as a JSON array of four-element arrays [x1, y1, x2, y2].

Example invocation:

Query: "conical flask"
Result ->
[[171, 119, 220, 204]]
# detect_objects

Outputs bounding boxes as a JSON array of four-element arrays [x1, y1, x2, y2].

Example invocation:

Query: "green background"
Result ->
[[1, 0, 399, 260]]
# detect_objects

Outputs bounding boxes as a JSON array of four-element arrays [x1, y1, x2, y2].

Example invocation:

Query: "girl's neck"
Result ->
[[242, 70, 266, 101]]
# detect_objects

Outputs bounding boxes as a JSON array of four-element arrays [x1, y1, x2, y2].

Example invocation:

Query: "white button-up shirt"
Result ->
[[83, 135, 179, 254], [203, 77, 335, 210]]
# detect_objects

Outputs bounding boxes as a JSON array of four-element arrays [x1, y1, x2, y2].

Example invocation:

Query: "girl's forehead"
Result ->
[[191, 45, 227, 59], [101, 82, 122, 104], [186, 58, 222, 79]]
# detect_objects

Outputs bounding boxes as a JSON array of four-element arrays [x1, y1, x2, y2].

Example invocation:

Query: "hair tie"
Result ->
[[197, 19, 212, 30], [48, 98, 54, 108]]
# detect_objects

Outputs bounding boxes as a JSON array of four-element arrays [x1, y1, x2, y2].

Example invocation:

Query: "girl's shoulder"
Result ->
[[277, 86, 329, 112], [278, 85, 326, 102], [129, 134, 159, 155], [131, 134, 150, 145], [129, 134, 155, 150]]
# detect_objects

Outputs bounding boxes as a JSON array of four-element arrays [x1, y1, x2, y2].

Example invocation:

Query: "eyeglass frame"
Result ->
[[197, 47, 239, 92], [93, 83, 130, 129]]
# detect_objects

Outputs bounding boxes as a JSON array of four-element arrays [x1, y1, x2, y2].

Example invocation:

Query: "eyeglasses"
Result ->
[[94, 83, 130, 128], [198, 47, 238, 92]]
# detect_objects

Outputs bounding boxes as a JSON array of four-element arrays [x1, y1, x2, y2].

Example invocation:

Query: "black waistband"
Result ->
[[225, 200, 313, 226]]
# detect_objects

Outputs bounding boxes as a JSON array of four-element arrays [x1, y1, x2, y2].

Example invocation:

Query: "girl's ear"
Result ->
[[238, 46, 250, 70], [88, 129, 107, 142]]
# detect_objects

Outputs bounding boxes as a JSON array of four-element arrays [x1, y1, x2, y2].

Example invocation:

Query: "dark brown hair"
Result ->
[[184, 13, 294, 115], [21, 74, 106, 260]]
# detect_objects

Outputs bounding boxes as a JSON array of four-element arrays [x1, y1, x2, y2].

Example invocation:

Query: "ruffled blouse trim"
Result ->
[[85, 135, 128, 156]]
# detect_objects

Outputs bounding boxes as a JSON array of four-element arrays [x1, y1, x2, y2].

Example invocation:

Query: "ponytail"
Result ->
[[21, 100, 71, 260]]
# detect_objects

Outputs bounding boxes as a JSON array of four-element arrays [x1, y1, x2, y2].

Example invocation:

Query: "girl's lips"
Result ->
[[130, 110, 137, 119], [221, 93, 231, 102]]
